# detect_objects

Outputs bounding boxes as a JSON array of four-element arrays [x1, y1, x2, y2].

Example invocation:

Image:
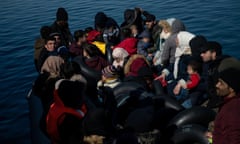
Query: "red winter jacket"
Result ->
[[186, 73, 200, 89]]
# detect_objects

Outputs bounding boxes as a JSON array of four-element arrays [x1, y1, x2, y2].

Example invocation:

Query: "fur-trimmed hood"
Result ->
[[124, 54, 150, 76]]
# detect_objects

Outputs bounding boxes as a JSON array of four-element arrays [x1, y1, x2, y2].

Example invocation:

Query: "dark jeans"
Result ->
[[176, 88, 188, 101]]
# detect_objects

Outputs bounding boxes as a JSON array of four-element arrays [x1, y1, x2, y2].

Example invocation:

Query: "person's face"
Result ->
[[160, 29, 171, 39], [187, 65, 194, 75], [145, 21, 155, 29], [142, 37, 150, 43], [201, 50, 213, 62], [216, 78, 232, 97], [77, 35, 87, 45], [83, 49, 88, 57], [54, 35, 61, 47], [130, 26, 138, 36], [45, 40, 56, 52]]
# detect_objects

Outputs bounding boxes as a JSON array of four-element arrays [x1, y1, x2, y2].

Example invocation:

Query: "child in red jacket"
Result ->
[[173, 60, 201, 108]]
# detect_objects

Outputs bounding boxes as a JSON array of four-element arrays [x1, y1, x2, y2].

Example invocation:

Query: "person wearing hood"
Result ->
[[153, 18, 176, 72], [33, 55, 64, 137], [51, 7, 73, 47], [94, 12, 120, 45], [160, 19, 186, 68], [123, 54, 155, 92], [173, 31, 195, 79], [157, 31, 195, 79]]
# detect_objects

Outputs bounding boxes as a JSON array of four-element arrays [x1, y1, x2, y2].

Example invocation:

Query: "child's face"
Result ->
[[187, 65, 194, 74], [142, 37, 150, 43], [130, 26, 138, 36]]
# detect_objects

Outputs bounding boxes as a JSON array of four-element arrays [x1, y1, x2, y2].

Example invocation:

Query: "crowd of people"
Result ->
[[32, 7, 240, 144]]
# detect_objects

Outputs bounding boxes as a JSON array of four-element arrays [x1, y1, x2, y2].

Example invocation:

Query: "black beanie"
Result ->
[[56, 7, 68, 21], [219, 68, 240, 93], [189, 35, 207, 57], [94, 12, 107, 29]]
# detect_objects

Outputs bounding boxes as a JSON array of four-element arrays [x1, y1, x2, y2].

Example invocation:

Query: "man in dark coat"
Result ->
[[51, 7, 73, 47], [200, 41, 230, 108]]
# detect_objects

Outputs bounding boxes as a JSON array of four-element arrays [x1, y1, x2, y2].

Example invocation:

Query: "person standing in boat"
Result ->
[[94, 12, 120, 45], [136, 8, 160, 40], [120, 8, 144, 35], [51, 7, 73, 47]]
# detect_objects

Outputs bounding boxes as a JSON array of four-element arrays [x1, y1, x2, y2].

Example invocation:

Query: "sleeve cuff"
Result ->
[[178, 79, 187, 87], [55, 79, 65, 90], [162, 68, 170, 76]]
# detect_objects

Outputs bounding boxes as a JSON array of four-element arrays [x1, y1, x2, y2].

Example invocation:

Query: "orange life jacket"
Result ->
[[46, 90, 87, 143]]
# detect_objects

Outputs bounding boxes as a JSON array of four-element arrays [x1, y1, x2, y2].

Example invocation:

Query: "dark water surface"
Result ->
[[0, 0, 240, 143]]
